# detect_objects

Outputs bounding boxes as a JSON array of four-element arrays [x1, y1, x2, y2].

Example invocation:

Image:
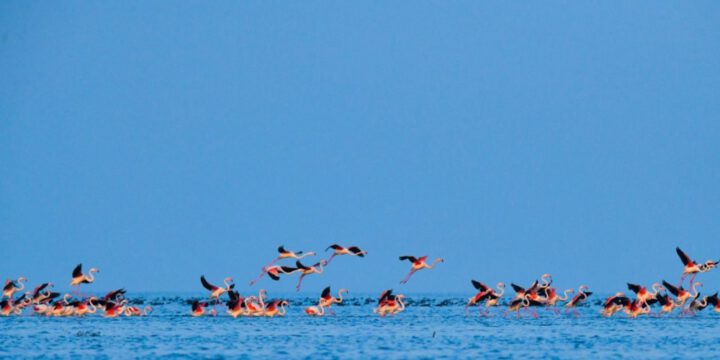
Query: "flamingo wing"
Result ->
[[72, 264, 83, 278], [626, 283, 642, 294], [295, 261, 310, 270], [398, 256, 418, 263], [278, 245, 288, 254], [510, 283, 526, 293], [676, 247, 693, 265], [471, 280, 489, 292], [326, 244, 342, 251], [348, 246, 365, 256], [200, 276, 217, 291], [321, 286, 332, 299], [662, 280, 680, 297]]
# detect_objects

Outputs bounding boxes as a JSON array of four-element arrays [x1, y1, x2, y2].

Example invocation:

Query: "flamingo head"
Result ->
[[224, 277, 234, 283], [89, 268, 99, 273], [497, 282, 505, 288], [307, 251, 317, 256], [320, 260, 328, 266], [695, 282, 703, 288], [339, 288, 349, 295], [614, 292, 625, 297], [704, 260, 718, 268], [579, 285, 589, 292], [18, 276, 27, 282]]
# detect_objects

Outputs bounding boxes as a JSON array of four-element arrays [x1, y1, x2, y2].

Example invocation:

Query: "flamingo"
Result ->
[[374, 290, 406, 317], [261, 245, 316, 268], [506, 296, 531, 318], [225, 291, 246, 318], [249, 265, 299, 286], [305, 304, 325, 317], [601, 293, 631, 317], [318, 286, 348, 315], [31, 283, 54, 304], [103, 300, 128, 318], [294, 260, 327, 291], [662, 280, 702, 306], [70, 264, 99, 296], [544, 287, 574, 312], [264, 299, 288, 317], [200, 275, 234, 314], [624, 299, 651, 318], [706, 293, 719, 314], [3, 277, 27, 299], [191, 300, 211, 317], [655, 293, 679, 315], [466, 281, 504, 315], [125, 306, 152, 317], [244, 290, 267, 316], [675, 247, 718, 287], [565, 285, 592, 315], [325, 244, 368, 265], [627, 282, 664, 305], [103, 289, 127, 303], [685, 293, 710, 315], [0, 299, 14, 316], [398, 256, 443, 284], [72, 297, 99, 316]]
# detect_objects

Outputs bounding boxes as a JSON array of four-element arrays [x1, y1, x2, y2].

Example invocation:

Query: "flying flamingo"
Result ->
[[565, 285, 592, 315], [103, 300, 128, 318], [398, 256, 443, 284], [225, 291, 246, 318], [466, 280, 504, 315], [294, 260, 327, 291], [601, 293, 631, 317], [249, 265, 299, 286], [662, 280, 702, 307], [627, 282, 664, 305], [544, 287, 574, 312], [318, 286, 348, 315], [70, 264, 99, 296], [260, 245, 316, 269], [264, 299, 288, 317], [325, 244, 368, 265], [31, 283, 53, 304], [675, 247, 718, 287], [3, 277, 26, 299], [375, 290, 406, 317], [624, 299, 651, 318], [655, 293, 679, 315]]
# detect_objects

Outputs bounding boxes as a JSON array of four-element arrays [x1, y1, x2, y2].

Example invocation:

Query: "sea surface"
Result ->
[[0, 292, 717, 359]]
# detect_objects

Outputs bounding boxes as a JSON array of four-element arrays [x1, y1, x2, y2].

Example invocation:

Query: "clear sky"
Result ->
[[1, 2, 719, 295]]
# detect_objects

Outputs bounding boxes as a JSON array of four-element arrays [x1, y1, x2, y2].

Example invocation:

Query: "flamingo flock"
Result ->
[[601, 247, 719, 318], [3, 246, 719, 319], [1, 264, 150, 317]]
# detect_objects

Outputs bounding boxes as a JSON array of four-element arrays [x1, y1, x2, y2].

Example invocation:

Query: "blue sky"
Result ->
[[1, 2, 719, 294]]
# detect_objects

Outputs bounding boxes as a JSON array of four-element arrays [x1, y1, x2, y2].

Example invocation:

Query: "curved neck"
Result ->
[[16, 279, 26, 291], [86, 271, 95, 283], [336, 290, 347, 303], [559, 289, 573, 301], [496, 285, 505, 297], [279, 303, 286, 315], [426, 259, 442, 269]]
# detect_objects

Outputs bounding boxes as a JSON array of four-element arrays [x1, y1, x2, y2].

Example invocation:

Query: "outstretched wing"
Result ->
[[676, 247, 693, 265], [72, 264, 83, 278], [278, 245, 287, 254], [348, 246, 365, 256], [399, 256, 418, 263], [662, 280, 680, 296], [471, 280, 489, 292], [326, 244, 342, 251], [627, 283, 642, 294], [511, 283, 526, 293], [295, 261, 310, 270], [200, 276, 216, 291], [321, 286, 331, 299]]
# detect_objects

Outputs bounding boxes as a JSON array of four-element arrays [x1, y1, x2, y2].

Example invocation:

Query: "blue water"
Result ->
[[1, 292, 718, 358]]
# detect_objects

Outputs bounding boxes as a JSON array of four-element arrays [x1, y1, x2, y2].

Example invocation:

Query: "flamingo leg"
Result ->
[[679, 274, 687, 288], [296, 274, 307, 292], [689, 274, 696, 287], [249, 269, 267, 286], [400, 270, 417, 284]]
